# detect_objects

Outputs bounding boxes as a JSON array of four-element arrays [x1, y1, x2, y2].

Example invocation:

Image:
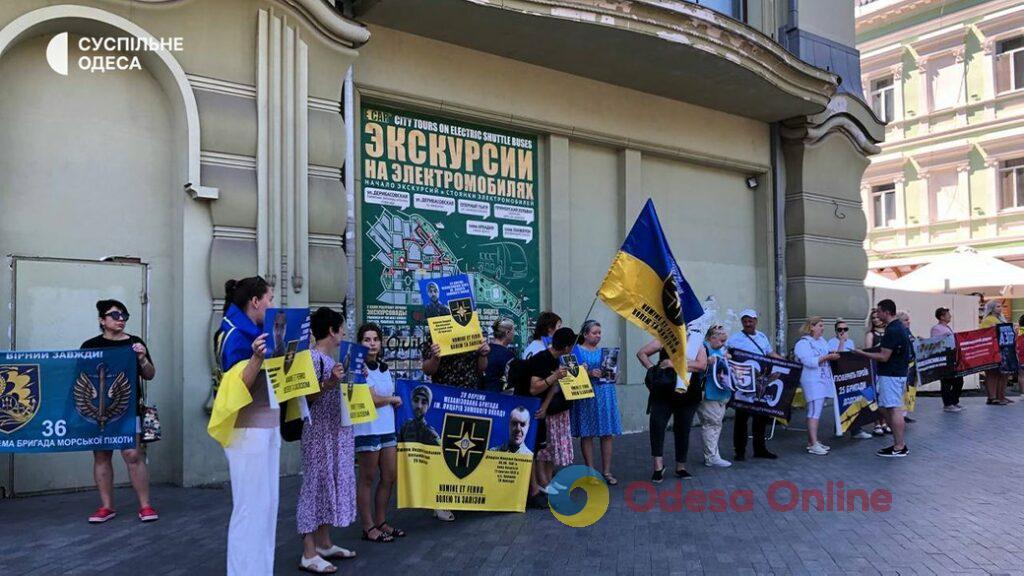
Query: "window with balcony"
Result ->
[[685, 0, 745, 22], [1000, 158, 1024, 210], [872, 183, 896, 228], [930, 170, 966, 222], [996, 36, 1024, 94], [870, 76, 895, 122]]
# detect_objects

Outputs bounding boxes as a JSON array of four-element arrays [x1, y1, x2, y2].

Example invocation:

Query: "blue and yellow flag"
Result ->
[[598, 199, 702, 386]]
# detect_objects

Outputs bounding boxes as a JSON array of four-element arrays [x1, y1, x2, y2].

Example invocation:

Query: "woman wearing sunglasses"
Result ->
[[828, 319, 855, 353], [80, 299, 158, 524]]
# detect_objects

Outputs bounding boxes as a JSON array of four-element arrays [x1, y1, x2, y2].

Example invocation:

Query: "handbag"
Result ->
[[644, 365, 678, 397], [139, 382, 162, 444]]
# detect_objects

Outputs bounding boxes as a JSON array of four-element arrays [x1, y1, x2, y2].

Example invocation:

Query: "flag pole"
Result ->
[[579, 295, 599, 334]]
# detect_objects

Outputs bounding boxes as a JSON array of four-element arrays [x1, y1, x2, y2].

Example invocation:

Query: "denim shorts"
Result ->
[[876, 376, 907, 409], [354, 432, 397, 453]]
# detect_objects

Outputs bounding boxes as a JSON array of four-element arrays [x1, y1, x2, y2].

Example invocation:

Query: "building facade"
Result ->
[[0, 0, 881, 493], [858, 0, 1024, 311]]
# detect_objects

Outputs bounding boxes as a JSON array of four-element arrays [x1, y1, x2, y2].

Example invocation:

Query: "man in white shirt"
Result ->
[[725, 309, 781, 461]]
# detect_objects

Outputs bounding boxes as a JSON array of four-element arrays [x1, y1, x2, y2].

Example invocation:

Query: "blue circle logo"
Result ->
[[548, 465, 609, 528]]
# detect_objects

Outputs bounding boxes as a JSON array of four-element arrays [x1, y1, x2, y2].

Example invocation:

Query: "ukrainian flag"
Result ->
[[598, 199, 703, 387]]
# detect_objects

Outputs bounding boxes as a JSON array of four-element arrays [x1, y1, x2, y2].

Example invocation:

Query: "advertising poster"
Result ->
[[913, 334, 955, 385], [726, 349, 802, 421], [419, 274, 484, 356], [830, 352, 878, 435], [263, 308, 319, 403], [558, 353, 595, 400], [394, 380, 541, 512], [0, 348, 137, 453], [954, 327, 1000, 377], [360, 104, 539, 380]]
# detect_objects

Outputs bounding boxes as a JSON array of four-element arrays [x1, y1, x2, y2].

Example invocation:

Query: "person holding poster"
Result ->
[[295, 308, 357, 574], [420, 275, 490, 390], [353, 323, 406, 543], [212, 276, 279, 576], [855, 299, 911, 458], [726, 309, 781, 461], [794, 317, 840, 456], [698, 326, 734, 469], [931, 308, 964, 413], [526, 327, 576, 502], [80, 299, 157, 524], [980, 301, 1013, 405], [422, 334, 489, 389], [571, 321, 623, 485]]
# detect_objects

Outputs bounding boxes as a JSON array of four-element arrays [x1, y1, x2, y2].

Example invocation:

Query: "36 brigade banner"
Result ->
[[558, 353, 595, 400], [954, 327, 1000, 377], [262, 308, 319, 404], [830, 353, 878, 435], [726, 349, 802, 421], [394, 380, 541, 512], [914, 334, 956, 384], [0, 347, 137, 453], [360, 104, 539, 380], [419, 274, 484, 356]]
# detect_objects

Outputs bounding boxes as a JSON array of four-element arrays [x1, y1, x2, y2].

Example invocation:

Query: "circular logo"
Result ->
[[662, 275, 684, 327], [548, 465, 609, 528]]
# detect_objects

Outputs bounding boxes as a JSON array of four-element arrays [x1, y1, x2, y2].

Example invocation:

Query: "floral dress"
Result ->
[[296, 349, 356, 534]]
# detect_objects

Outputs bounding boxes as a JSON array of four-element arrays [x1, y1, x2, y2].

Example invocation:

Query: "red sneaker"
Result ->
[[138, 506, 159, 522], [88, 507, 117, 523]]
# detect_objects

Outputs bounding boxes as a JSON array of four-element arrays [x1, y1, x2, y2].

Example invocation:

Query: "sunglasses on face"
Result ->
[[104, 311, 129, 322], [836, 327, 849, 333]]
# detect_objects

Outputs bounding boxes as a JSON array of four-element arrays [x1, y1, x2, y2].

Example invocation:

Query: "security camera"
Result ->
[[746, 176, 759, 190]]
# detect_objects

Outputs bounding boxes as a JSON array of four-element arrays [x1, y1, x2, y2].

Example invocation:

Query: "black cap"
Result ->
[[935, 307, 949, 320]]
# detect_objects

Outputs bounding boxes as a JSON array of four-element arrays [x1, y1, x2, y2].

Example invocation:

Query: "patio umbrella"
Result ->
[[865, 270, 901, 288], [891, 246, 1024, 296]]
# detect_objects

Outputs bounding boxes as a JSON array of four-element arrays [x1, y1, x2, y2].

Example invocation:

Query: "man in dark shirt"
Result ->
[[855, 298, 911, 458], [80, 299, 159, 523]]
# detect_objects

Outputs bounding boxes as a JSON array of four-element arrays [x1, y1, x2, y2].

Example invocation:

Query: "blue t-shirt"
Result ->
[[877, 320, 911, 378], [481, 343, 516, 392]]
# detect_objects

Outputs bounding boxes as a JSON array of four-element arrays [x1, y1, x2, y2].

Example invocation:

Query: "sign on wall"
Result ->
[[360, 104, 540, 379]]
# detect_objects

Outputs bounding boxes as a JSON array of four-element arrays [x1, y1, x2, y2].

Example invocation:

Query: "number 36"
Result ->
[[41, 420, 67, 437]]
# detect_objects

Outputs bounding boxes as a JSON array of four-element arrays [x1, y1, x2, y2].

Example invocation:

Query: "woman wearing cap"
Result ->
[[794, 317, 840, 456], [931, 308, 964, 413], [980, 301, 1012, 405]]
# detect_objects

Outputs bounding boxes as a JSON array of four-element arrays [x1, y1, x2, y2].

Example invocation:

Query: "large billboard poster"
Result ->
[[360, 104, 540, 379]]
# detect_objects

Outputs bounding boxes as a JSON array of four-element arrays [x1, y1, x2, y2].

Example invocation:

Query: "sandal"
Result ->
[[602, 473, 618, 486], [299, 555, 337, 574], [316, 545, 356, 560], [379, 522, 406, 538], [361, 526, 393, 543]]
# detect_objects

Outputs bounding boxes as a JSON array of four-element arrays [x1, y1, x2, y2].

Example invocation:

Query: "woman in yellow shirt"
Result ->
[[980, 301, 1012, 405]]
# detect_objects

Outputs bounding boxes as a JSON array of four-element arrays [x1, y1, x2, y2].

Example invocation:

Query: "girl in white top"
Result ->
[[794, 316, 840, 456], [353, 323, 405, 544]]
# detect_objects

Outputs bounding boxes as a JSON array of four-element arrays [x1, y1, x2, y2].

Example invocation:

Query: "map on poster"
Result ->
[[360, 104, 540, 379]]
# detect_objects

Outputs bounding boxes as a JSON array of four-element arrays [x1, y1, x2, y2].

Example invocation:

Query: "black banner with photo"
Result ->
[[998, 323, 1018, 374], [726, 349, 802, 421], [831, 353, 878, 435], [913, 334, 955, 385]]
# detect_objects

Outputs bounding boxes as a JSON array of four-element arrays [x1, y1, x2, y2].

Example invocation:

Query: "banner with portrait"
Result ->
[[599, 347, 621, 383], [913, 334, 955, 385], [337, 342, 376, 425], [262, 308, 320, 403], [726, 349, 802, 421], [558, 353, 594, 400], [830, 353, 878, 435], [394, 380, 540, 512], [0, 348, 137, 453], [997, 323, 1018, 374], [419, 274, 484, 356], [954, 327, 1000, 377]]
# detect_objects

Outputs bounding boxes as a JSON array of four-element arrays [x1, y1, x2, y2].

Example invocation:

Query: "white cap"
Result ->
[[739, 308, 758, 319]]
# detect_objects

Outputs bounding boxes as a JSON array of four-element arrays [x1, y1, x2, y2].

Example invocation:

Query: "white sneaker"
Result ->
[[541, 484, 559, 495], [853, 430, 873, 439], [550, 481, 568, 491], [433, 509, 455, 522], [705, 457, 732, 468], [814, 442, 831, 451], [944, 405, 962, 413], [807, 444, 828, 455]]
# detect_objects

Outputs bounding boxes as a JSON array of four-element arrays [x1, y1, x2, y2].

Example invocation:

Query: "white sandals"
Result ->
[[316, 545, 356, 560], [299, 555, 337, 574]]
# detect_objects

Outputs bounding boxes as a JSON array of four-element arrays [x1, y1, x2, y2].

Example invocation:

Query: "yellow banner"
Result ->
[[342, 383, 377, 425], [558, 354, 595, 400], [428, 311, 484, 356], [903, 385, 917, 413], [397, 443, 533, 511], [264, 349, 320, 404]]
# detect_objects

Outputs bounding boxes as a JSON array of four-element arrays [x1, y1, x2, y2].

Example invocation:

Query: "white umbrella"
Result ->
[[891, 246, 1024, 296], [865, 271, 900, 288]]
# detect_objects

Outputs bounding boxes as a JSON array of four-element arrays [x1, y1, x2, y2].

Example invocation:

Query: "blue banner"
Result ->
[[264, 308, 311, 358], [338, 341, 369, 384], [0, 347, 138, 453]]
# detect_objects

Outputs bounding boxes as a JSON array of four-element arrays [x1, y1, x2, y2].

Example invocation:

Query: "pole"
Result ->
[[578, 295, 599, 335]]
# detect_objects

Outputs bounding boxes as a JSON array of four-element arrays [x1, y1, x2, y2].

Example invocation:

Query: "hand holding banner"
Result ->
[[726, 349, 801, 421], [558, 353, 594, 400], [337, 342, 376, 425], [830, 352, 878, 435], [419, 274, 484, 356], [262, 308, 320, 403]]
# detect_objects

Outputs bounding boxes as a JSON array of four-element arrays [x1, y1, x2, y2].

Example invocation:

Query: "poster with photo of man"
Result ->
[[262, 308, 319, 403], [726, 349, 802, 421], [417, 274, 484, 356]]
